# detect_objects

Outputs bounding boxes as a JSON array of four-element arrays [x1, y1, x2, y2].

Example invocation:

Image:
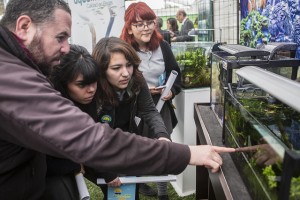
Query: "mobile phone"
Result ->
[[155, 85, 166, 89]]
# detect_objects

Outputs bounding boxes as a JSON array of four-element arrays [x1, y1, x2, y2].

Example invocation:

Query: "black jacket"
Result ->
[[97, 80, 170, 182], [98, 80, 170, 140], [159, 29, 171, 44], [160, 40, 181, 97], [175, 18, 194, 42]]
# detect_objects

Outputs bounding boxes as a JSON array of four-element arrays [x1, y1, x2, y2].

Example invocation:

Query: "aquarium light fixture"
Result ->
[[236, 66, 300, 113], [219, 44, 270, 58]]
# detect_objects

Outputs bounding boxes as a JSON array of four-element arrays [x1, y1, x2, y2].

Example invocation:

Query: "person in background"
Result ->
[[43, 44, 99, 200], [167, 17, 179, 40], [120, 2, 181, 200], [171, 8, 194, 42], [157, 17, 171, 44], [0, 0, 235, 199], [92, 36, 171, 199]]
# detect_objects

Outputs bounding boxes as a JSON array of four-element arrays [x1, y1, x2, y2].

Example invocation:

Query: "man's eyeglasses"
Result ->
[[131, 20, 155, 31]]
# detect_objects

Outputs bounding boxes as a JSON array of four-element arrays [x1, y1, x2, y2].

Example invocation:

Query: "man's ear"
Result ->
[[15, 15, 36, 43]]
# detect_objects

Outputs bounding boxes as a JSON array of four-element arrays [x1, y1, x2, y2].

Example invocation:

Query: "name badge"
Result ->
[[158, 72, 166, 86]]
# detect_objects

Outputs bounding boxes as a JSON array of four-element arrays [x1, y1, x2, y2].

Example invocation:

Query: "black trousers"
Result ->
[[42, 175, 79, 200]]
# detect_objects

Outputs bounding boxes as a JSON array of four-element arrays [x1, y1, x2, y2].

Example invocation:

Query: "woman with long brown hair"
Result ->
[[167, 17, 179, 39], [92, 37, 171, 200]]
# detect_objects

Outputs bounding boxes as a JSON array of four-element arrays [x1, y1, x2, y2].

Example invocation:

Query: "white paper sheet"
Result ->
[[97, 175, 176, 185], [156, 70, 178, 112]]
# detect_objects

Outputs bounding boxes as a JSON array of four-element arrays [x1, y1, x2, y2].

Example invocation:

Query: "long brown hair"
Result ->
[[120, 2, 163, 51], [167, 17, 179, 32], [92, 37, 144, 107]]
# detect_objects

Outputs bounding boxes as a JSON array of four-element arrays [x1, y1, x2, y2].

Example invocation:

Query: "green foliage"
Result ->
[[226, 103, 247, 145], [262, 165, 277, 189], [175, 48, 210, 88], [85, 178, 103, 199], [226, 94, 300, 199], [291, 176, 300, 199], [260, 164, 300, 199], [240, 10, 270, 48], [239, 98, 298, 149]]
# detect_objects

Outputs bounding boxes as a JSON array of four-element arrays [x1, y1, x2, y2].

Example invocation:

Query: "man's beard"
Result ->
[[27, 35, 54, 76]]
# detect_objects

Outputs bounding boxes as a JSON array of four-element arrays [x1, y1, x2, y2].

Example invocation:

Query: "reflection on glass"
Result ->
[[224, 88, 300, 200]]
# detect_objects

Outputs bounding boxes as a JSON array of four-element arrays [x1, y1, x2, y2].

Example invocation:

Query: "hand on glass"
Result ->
[[254, 144, 280, 165], [189, 145, 235, 173], [236, 144, 280, 166], [107, 177, 122, 187]]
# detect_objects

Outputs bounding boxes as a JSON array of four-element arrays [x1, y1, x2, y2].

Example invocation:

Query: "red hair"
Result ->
[[120, 2, 163, 51]]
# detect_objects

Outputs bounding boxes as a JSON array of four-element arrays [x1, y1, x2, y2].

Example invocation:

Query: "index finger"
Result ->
[[235, 145, 260, 152], [212, 146, 236, 153]]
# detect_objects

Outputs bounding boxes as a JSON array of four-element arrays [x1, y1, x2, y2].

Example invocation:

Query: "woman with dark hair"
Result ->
[[120, 2, 181, 200], [167, 17, 179, 39], [43, 44, 99, 200], [92, 37, 171, 200], [50, 44, 99, 118]]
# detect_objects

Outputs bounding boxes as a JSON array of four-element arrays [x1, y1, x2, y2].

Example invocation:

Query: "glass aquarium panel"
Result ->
[[210, 49, 300, 128], [267, 66, 298, 80], [171, 42, 214, 89], [210, 51, 227, 125], [197, 0, 213, 42], [224, 89, 300, 200]]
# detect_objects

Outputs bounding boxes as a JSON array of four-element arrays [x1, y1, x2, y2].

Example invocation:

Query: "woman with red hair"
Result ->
[[120, 2, 181, 200]]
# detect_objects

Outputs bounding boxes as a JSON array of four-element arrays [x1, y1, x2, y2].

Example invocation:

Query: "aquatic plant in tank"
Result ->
[[224, 89, 300, 200], [175, 48, 210, 88]]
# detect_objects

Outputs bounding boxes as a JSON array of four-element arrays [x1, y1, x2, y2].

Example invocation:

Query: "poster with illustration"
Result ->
[[107, 184, 136, 200], [68, 0, 125, 53], [240, 0, 300, 57]]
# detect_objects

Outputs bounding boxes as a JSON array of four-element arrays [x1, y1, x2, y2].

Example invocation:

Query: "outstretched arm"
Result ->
[[189, 145, 236, 173]]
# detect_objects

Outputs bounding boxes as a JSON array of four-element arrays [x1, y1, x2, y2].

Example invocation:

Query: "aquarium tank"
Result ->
[[171, 42, 214, 89], [210, 43, 300, 126], [224, 66, 300, 200]]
